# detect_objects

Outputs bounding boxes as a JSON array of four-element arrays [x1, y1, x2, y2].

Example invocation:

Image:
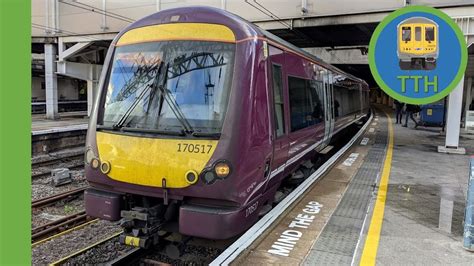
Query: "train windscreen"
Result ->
[[402, 27, 411, 41], [425, 27, 435, 42], [100, 41, 235, 135]]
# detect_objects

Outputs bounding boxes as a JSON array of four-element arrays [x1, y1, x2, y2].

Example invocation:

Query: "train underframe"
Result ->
[[399, 57, 437, 70]]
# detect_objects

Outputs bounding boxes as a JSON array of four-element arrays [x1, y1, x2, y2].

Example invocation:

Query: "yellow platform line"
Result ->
[[49, 231, 122, 265], [360, 111, 394, 266], [31, 219, 99, 248]]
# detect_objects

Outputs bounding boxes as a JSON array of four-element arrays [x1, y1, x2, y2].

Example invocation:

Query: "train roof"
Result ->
[[398, 17, 437, 26], [115, 6, 368, 87]]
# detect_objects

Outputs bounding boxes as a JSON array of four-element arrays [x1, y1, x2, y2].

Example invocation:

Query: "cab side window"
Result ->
[[402, 26, 411, 41], [425, 26, 435, 42], [272, 64, 285, 137]]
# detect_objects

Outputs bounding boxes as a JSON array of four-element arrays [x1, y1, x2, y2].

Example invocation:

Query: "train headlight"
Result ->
[[91, 158, 101, 169], [185, 170, 198, 185], [85, 148, 96, 164], [214, 161, 231, 179], [100, 161, 111, 174]]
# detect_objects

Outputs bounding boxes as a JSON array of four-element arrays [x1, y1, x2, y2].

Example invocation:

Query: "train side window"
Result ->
[[425, 26, 435, 42], [272, 64, 285, 137], [415, 26, 421, 41], [288, 76, 323, 132], [402, 26, 411, 41], [308, 80, 324, 122]]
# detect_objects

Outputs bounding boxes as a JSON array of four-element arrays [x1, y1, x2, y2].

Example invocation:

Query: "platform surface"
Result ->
[[232, 106, 474, 265], [31, 111, 89, 134], [307, 107, 474, 265], [364, 109, 474, 265]]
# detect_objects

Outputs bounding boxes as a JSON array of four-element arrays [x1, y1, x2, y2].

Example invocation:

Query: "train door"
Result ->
[[266, 44, 289, 187], [413, 24, 423, 51], [322, 70, 334, 146]]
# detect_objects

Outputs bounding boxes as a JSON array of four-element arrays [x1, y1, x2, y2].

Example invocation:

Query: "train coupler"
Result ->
[[119, 205, 165, 248]]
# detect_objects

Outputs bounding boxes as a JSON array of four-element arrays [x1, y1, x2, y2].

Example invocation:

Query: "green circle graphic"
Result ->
[[368, 6, 468, 104]]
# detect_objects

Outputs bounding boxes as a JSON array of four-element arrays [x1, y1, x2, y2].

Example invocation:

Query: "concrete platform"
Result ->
[[359, 108, 474, 265], [228, 106, 474, 265], [32, 111, 89, 135], [308, 106, 474, 265]]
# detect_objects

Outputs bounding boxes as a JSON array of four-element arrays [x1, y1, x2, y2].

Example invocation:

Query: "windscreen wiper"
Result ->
[[156, 63, 195, 134], [191, 131, 221, 138], [121, 127, 185, 136], [113, 62, 164, 129]]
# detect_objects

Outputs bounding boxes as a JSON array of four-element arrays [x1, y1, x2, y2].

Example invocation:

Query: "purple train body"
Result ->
[[84, 6, 369, 245]]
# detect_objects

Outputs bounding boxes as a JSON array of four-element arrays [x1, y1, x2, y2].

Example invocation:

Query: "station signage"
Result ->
[[369, 6, 467, 104], [267, 201, 323, 257]]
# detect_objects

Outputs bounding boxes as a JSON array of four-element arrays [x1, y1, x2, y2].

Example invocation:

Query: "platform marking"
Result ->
[[372, 122, 377, 126], [360, 112, 394, 266], [369, 128, 375, 133], [267, 201, 323, 257], [375, 118, 379, 121], [360, 138, 369, 146], [342, 153, 360, 167]]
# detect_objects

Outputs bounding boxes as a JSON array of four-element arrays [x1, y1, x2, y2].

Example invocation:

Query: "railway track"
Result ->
[[107, 248, 148, 265], [32, 161, 84, 179], [32, 187, 90, 243], [32, 211, 91, 243], [50, 234, 225, 265], [32, 187, 86, 208], [48, 232, 124, 265], [32, 153, 83, 168], [31, 147, 84, 179]]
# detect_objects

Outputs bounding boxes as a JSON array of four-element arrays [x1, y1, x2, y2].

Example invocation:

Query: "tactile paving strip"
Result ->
[[304, 113, 389, 265]]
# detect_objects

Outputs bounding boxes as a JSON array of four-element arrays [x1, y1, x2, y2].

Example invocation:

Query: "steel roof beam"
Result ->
[[58, 42, 92, 62]]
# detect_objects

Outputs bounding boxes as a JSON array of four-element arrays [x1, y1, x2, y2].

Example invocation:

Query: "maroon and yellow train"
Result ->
[[84, 6, 370, 247]]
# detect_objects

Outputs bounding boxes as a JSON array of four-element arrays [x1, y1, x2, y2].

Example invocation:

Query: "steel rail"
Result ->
[[32, 187, 86, 208], [106, 247, 148, 266], [31, 219, 99, 248], [49, 231, 123, 266], [32, 161, 84, 179], [32, 211, 88, 243]]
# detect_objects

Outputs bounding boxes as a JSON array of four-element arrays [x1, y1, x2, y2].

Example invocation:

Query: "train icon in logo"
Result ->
[[397, 17, 439, 70]]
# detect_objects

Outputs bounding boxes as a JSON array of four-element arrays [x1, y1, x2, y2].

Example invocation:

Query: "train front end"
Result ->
[[83, 9, 270, 246], [397, 17, 438, 70]]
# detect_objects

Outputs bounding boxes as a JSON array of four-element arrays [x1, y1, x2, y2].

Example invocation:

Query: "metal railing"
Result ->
[[453, 16, 474, 44]]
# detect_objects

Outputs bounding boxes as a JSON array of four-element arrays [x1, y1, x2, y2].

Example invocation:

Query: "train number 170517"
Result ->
[[177, 143, 213, 154]]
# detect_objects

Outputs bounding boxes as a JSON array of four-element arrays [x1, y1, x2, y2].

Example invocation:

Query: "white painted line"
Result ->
[[342, 153, 359, 166], [374, 118, 379, 121], [371, 122, 377, 126], [360, 137, 369, 146], [210, 113, 373, 266], [32, 124, 88, 135], [369, 128, 375, 133], [267, 201, 323, 257]]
